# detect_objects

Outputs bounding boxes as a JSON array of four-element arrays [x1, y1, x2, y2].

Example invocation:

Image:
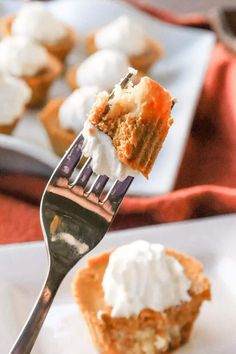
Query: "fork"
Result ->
[[9, 73, 134, 354]]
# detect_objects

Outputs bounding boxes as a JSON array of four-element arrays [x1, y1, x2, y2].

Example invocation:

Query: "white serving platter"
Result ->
[[0, 0, 215, 195], [1, 214, 236, 353]]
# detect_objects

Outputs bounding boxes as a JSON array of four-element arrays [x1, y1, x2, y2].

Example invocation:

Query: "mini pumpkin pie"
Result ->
[[73, 240, 211, 354], [1, 2, 76, 62], [86, 15, 162, 72], [0, 36, 62, 107], [39, 86, 100, 156], [0, 74, 31, 134], [82, 74, 173, 179], [66, 49, 142, 92]]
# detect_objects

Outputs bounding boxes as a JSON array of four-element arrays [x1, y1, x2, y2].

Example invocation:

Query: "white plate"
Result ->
[[0, 0, 215, 195], [1, 214, 236, 353]]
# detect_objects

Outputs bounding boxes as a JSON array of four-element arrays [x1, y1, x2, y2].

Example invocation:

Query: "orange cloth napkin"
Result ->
[[1, 5, 236, 244]]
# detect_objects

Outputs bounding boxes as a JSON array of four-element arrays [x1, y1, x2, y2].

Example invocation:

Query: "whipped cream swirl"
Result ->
[[0, 74, 31, 123], [102, 240, 191, 317], [0, 36, 48, 77], [95, 15, 147, 56], [82, 120, 136, 181], [59, 87, 100, 134], [76, 49, 129, 91], [12, 2, 67, 44]]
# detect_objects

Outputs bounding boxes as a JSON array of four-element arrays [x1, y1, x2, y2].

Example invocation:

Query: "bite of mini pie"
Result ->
[[40, 68, 172, 171], [0, 36, 62, 107], [86, 15, 162, 72], [0, 74, 31, 135], [82, 71, 173, 179], [1, 1, 76, 62], [73, 240, 211, 354]]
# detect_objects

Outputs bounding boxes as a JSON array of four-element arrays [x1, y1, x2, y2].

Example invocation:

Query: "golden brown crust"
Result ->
[[129, 37, 163, 73], [86, 32, 97, 55], [66, 64, 79, 91], [73, 249, 210, 354], [43, 26, 76, 62], [89, 77, 173, 177], [1, 15, 77, 62], [0, 116, 21, 135], [22, 54, 62, 108], [86, 31, 163, 72], [39, 97, 76, 156]]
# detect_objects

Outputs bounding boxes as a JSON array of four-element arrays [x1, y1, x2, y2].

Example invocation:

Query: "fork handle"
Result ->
[[9, 266, 65, 354]]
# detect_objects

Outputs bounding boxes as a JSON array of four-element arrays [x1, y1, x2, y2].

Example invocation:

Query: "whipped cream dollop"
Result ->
[[0, 74, 31, 124], [95, 15, 147, 56], [102, 241, 191, 317], [0, 36, 48, 77], [76, 50, 129, 91], [12, 2, 67, 44], [59, 87, 100, 134], [82, 120, 136, 181]]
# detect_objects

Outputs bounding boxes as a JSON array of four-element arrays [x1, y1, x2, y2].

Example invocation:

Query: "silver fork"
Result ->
[[9, 74, 134, 354]]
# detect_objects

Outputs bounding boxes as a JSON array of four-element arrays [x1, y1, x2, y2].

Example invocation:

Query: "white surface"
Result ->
[[0, 0, 215, 195], [1, 214, 236, 353]]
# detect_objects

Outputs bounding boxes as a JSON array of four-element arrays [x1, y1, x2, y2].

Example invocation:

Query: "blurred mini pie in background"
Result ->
[[0, 74, 31, 134], [73, 240, 211, 354], [39, 86, 99, 156], [66, 49, 131, 91], [1, 1, 76, 62], [86, 15, 162, 72], [0, 36, 62, 107]]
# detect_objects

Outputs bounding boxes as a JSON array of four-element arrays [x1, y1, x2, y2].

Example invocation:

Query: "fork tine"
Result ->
[[69, 157, 93, 189], [51, 134, 84, 182], [86, 175, 109, 199], [102, 176, 133, 209]]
